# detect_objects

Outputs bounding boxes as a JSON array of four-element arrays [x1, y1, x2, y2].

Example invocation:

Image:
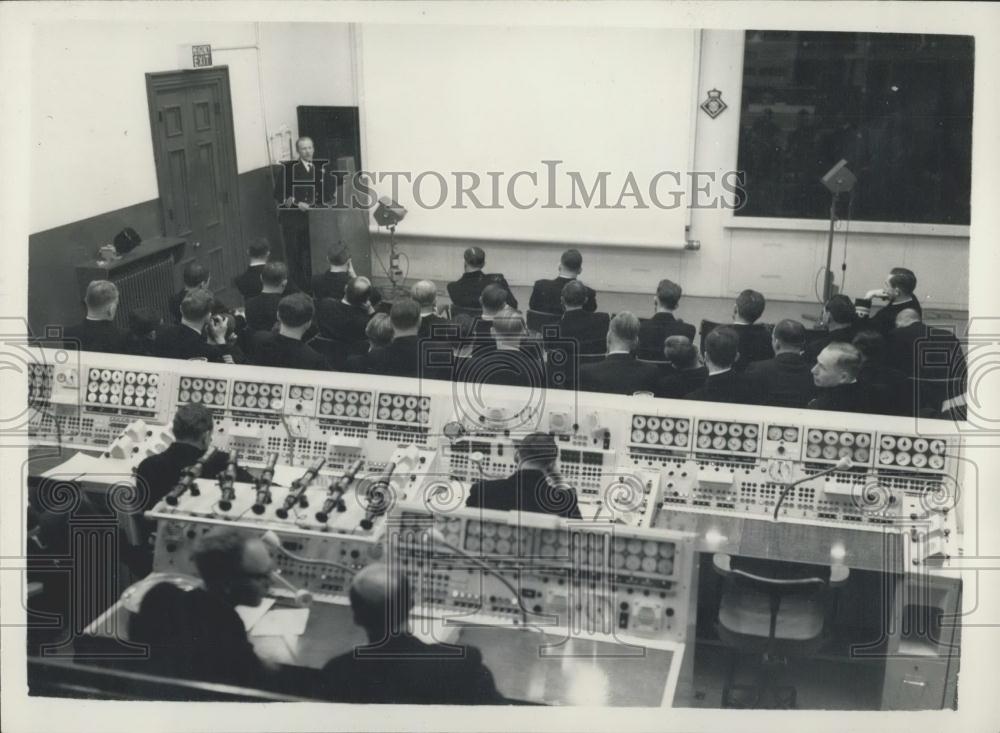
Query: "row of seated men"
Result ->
[[24, 404, 582, 701], [60, 241, 962, 416]]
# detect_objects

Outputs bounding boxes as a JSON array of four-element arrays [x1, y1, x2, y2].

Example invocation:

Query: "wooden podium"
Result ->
[[308, 156, 371, 279]]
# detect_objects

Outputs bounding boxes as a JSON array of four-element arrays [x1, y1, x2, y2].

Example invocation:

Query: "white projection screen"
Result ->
[[358, 24, 698, 248]]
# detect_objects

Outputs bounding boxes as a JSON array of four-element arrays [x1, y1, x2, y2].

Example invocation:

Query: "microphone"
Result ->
[[316, 459, 363, 523], [258, 531, 313, 606], [165, 448, 218, 506], [251, 453, 279, 515], [773, 456, 853, 521], [276, 458, 326, 519], [360, 462, 396, 530], [217, 454, 240, 512]]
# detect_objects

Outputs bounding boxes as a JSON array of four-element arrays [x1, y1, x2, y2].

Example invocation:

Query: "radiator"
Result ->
[[109, 254, 175, 330]]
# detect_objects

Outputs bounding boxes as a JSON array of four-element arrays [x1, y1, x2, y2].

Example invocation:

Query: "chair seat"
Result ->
[[719, 587, 824, 642]]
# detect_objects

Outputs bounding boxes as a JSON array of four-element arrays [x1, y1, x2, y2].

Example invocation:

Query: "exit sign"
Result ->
[[192, 44, 213, 68]]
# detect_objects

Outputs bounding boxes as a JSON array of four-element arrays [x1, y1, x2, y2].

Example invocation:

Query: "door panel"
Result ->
[[148, 69, 243, 303]]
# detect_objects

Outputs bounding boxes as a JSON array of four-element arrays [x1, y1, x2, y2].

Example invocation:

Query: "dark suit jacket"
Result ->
[[655, 365, 708, 399], [579, 353, 660, 395], [362, 336, 421, 379], [274, 159, 326, 207], [886, 321, 963, 380], [464, 343, 547, 389], [637, 313, 696, 361], [551, 310, 610, 355], [168, 289, 226, 324], [858, 295, 923, 335], [319, 634, 502, 704], [245, 292, 284, 333], [315, 299, 372, 346], [130, 585, 264, 688], [728, 323, 775, 370], [310, 270, 351, 302], [529, 276, 597, 314], [446, 271, 517, 310], [807, 382, 872, 414], [418, 313, 450, 340], [249, 332, 329, 371], [858, 362, 910, 416], [742, 352, 816, 408], [466, 468, 582, 519], [134, 442, 253, 513], [803, 325, 857, 364], [63, 319, 127, 354], [152, 324, 231, 362], [234, 266, 298, 302], [685, 369, 748, 404]]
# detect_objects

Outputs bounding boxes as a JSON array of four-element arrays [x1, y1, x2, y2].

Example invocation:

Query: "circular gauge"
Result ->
[[853, 448, 869, 463], [391, 408, 404, 421], [855, 434, 871, 448], [744, 425, 758, 438], [823, 431, 838, 445], [658, 543, 674, 558], [674, 434, 689, 447], [822, 445, 837, 460], [698, 422, 713, 435], [659, 432, 674, 446], [783, 428, 798, 442], [807, 430, 823, 444], [727, 437, 741, 451], [625, 555, 642, 571], [661, 418, 675, 432], [641, 556, 657, 573], [340, 404, 353, 416], [806, 444, 822, 458], [100, 369, 111, 381], [124, 371, 136, 384], [361, 393, 373, 405], [712, 436, 727, 450], [895, 452, 911, 467], [647, 417, 661, 430], [929, 440, 946, 455], [378, 407, 390, 420], [768, 426, 783, 441], [657, 559, 673, 575], [840, 433, 855, 446], [137, 373, 148, 385], [320, 403, 332, 415], [632, 416, 647, 429], [123, 396, 134, 407], [913, 438, 929, 453], [111, 371, 123, 383], [290, 386, 302, 399], [880, 435, 896, 450], [928, 455, 945, 470], [405, 396, 418, 409], [632, 429, 646, 443], [896, 437, 912, 452], [148, 374, 159, 386], [392, 395, 405, 408], [743, 439, 757, 453], [879, 450, 894, 464], [912, 454, 928, 468], [729, 424, 743, 437], [697, 435, 712, 449], [713, 423, 727, 436], [675, 419, 690, 432], [646, 430, 659, 444]]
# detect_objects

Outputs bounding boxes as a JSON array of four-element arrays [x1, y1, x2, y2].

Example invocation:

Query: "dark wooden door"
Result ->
[[147, 68, 242, 303]]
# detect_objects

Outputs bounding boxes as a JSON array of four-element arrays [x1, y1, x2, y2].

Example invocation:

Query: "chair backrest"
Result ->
[[450, 304, 483, 320], [527, 309, 562, 333]]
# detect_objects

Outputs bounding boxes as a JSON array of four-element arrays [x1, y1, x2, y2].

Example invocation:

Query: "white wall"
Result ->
[[29, 20, 355, 234], [372, 29, 970, 311]]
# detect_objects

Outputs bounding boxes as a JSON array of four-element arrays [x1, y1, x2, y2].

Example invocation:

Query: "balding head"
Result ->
[[349, 563, 413, 638], [607, 312, 640, 353], [812, 342, 863, 388], [895, 308, 922, 328], [410, 280, 437, 311]]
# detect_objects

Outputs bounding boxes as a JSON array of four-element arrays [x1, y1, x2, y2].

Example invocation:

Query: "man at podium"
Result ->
[[274, 136, 326, 290]]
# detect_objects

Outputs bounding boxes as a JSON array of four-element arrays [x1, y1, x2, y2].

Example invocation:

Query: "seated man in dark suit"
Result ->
[[315, 275, 376, 349], [804, 295, 859, 363], [130, 528, 275, 689], [359, 298, 426, 379], [743, 319, 815, 408], [853, 329, 909, 416], [122, 307, 162, 357], [638, 279, 696, 361], [685, 326, 747, 404], [345, 313, 393, 372], [319, 564, 502, 704], [310, 243, 353, 302], [470, 283, 512, 343], [412, 280, 449, 339], [887, 308, 965, 380], [548, 280, 609, 355], [807, 342, 871, 414], [63, 280, 127, 354], [723, 289, 774, 370], [249, 293, 329, 371], [153, 290, 235, 363], [855, 266, 922, 335], [244, 262, 289, 334], [579, 312, 660, 395], [233, 237, 272, 301], [446, 246, 517, 311], [168, 261, 223, 324], [655, 336, 708, 398], [466, 432, 581, 519], [529, 248, 597, 314], [466, 311, 546, 389]]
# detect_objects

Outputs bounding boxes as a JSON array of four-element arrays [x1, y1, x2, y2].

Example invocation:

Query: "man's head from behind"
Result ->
[[193, 528, 273, 608], [886, 267, 917, 300], [655, 279, 682, 312], [812, 342, 863, 388], [516, 432, 559, 472], [84, 280, 119, 320], [349, 563, 413, 639], [772, 319, 806, 353], [704, 326, 739, 371], [733, 289, 766, 324], [559, 248, 583, 277], [560, 279, 588, 311], [172, 402, 214, 450], [327, 244, 351, 268], [261, 262, 288, 292], [664, 335, 698, 369], [895, 308, 922, 329], [365, 312, 394, 349], [824, 294, 857, 328], [182, 262, 210, 291], [247, 237, 270, 263], [852, 329, 885, 364], [344, 276, 374, 307], [463, 246, 486, 272], [607, 312, 640, 353], [410, 280, 437, 312], [389, 298, 421, 337], [491, 310, 526, 346], [480, 283, 509, 316], [128, 306, 162, 338], [277, 293, 314, 336], [180, 289, 215, 327]]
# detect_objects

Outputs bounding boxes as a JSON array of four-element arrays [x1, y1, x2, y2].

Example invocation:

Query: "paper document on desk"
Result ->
[[235, 597, 275, 632], [41, 453, 106, 480], [250, 607, 310, 637]]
